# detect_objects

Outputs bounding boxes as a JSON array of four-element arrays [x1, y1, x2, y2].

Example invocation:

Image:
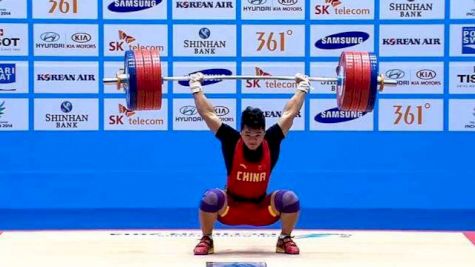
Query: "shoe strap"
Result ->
[[197, 237, 212, 248], [282, 237, 296, 247]]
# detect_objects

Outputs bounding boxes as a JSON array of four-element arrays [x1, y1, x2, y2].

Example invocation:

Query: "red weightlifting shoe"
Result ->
[[193, 235, 214, 255], [276, 236, 300, 254]]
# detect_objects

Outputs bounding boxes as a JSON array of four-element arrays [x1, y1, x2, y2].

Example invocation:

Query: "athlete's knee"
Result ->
[[274, 190, 300, 213], [199, 189, 226, 213]]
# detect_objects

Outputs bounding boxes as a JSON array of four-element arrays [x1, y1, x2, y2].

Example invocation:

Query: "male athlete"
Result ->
[[189, 72, 311, 255]]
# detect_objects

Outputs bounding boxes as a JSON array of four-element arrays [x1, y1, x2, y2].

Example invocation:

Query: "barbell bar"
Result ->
[[103, 49, 397, 112], [104, 74, 393, 84]]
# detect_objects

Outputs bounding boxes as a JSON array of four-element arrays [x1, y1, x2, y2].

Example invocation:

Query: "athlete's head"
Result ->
[[240, 106, 265, 150]]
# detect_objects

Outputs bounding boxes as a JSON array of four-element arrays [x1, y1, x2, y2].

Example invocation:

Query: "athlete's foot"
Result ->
[[193, 235, 214, 255], [276, 235, 300, 254]]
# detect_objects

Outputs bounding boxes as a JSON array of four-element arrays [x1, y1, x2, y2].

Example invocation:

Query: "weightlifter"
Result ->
[[189, 72, 311, 255]]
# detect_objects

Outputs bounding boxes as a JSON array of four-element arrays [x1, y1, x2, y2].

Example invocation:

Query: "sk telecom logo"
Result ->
[[245, 67, 296, 89], [255, 67, 271, 77], [246, 67, 271, 88], [119, 103, 135, 117], [109, 104, 136, 125], [315, 0, 342, 15], [326, 0, 341, 7], [315, 0, 370, 17], [109, 30, 136, 52]]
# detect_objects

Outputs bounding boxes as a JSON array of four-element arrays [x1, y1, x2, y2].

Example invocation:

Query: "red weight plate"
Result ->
[[146, 49, 156, 110], [366, 54, 378, 112], [133, 49, 145, 110], [140, 49, 148, 110], [336, 54, 345, 109], [336, 66, 343, 108], [148, 49, 158, 110], [350, 51, 363, 112], [338, 51, 355, 111], [358, 52, 371, 112], [337, 52, 347, 110], [141, 49, 153, 110], [150, 49, 162, 110]]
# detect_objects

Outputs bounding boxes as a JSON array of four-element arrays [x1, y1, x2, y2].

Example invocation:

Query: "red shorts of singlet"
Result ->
[[217, 192, 280, 226]]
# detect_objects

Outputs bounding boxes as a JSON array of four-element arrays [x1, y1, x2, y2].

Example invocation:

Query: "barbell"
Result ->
[[103, 49, 397, 112]]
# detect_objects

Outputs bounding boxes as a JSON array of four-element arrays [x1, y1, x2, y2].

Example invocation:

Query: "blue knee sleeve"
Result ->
[[275, 190, 300, 213], [199, 189, 226, 213]]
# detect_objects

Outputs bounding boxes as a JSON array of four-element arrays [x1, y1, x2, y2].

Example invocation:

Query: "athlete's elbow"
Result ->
[[283, 109, 299, 119]]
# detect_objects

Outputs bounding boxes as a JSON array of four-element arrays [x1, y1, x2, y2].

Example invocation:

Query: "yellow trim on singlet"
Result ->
[[268, 205, 278, 217], [220, 206, 230, 217]]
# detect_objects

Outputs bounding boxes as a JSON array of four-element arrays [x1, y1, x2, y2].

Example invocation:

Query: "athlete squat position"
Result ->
[[189, 72, 311, 255]]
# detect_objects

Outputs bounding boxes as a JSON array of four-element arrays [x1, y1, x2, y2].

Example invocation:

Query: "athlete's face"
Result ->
[[241, 126, 265, 150]]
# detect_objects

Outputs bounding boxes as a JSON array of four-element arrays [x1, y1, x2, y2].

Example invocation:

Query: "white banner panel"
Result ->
[[379, 62, 444, 94], [0, 24, 28, 56], [173, 25, 236, 57], [104, 98, 168, 131], [104, 24, 167, 57], [242, 25, 305, 57], [311, 25, 374, 57], [242, 0, 305, 20], [379, 99, 443, 131], [34, 98, 99, 131], [0, 98, 29, 131], [449, 99, 475, 131], [33, 0, 98, 19], [103, 0, 167, 19], [380, 25, 444, 57], [380, 0, 444, 19], [34, 24, 98, 56], [449, 62, 475, 94], [451, 0, 475, 19], [311, 0, 374, 20], [310, 99, 374, 131], [173, 0, 235, 19], [173, 98, 236, 130], [0, 0, 27, 18], [241, 62, 304, 94], [34, 62, 98, 93]]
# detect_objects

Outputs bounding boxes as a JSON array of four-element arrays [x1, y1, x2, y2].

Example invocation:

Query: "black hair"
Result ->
[[241, 106, 265, 131]]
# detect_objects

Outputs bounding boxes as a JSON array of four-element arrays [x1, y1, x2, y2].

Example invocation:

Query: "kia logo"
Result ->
[[214, 106, 230, 116], [180, 106, 197, 116], [248, 0, 267, 5], [416, 69, 436, 80], [385, 69, 405, 79], [71, 33, 91, 43], [41, 32, 60, 42], [278, 0, 297, 5]]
